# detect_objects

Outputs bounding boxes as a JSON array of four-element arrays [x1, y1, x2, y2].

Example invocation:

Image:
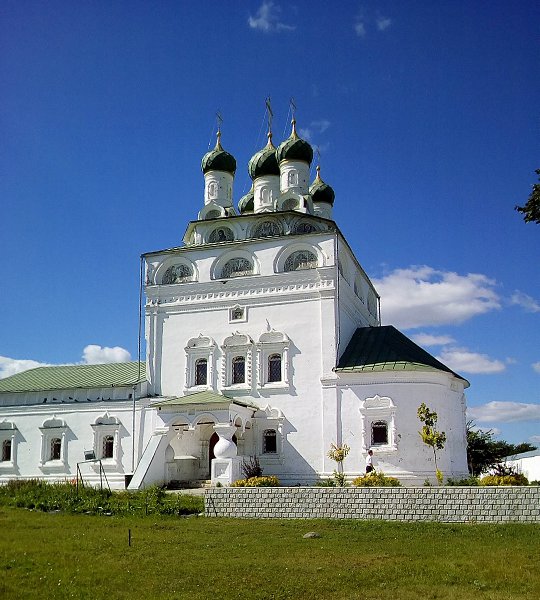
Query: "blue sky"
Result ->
[[1, 1, 539, 446]]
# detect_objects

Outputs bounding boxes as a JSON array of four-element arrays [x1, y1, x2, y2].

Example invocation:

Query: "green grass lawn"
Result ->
[[1, 507, 539, 600]]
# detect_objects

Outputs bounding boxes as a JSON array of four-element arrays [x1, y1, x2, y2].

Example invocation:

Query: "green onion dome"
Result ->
[[201, 131, 236, 175], [248, 132, 280, 179], [309, 166, 335, 205], [276, 119, 313, 165], [238, 185, 254, 214]]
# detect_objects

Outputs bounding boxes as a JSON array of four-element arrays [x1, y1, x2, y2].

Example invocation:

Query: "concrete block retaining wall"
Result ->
[[205, 487, 540, 522]]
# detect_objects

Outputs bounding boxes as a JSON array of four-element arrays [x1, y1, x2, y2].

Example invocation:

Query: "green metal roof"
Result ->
[[336, 326, 469, 385], [0, 362, 146, 393], [152, 390, 258, 409]]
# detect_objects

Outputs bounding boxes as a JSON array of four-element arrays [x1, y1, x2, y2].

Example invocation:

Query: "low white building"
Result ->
[[0, 120, 470, 488], [504, 450, 540, 482]]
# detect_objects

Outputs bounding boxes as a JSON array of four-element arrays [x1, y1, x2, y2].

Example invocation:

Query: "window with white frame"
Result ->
[[39, 417, 68, 467], [2, 439, 11, 462], [232, 356, 246, 384], [91, 414, 120, 464], [256, 331, 290, 389], [254, 405, 284, 459], [195, 358, 208, 386], [360, 395, 397, 452], [0, 421, 17, 469], [371, 421, 388, 446], [221, 333, 254, 390], [262, 429, 277, 454], [185, 335, 216, 390]]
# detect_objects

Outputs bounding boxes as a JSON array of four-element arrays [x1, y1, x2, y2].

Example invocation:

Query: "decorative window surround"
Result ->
[[185, 335, 217, 391], [256, 330, 290, 390], [254, 405, 284, 462], [39, 416, 68, 468], [0, 421, 17, 470], [221, 332, 254, 392], [360, 395, 397, 452], [229, 305, 247, 323], [91, 413, 121, 468]]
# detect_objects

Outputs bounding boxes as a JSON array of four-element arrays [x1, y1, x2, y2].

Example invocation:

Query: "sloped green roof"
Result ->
[[336, 326, 468, 385], [153, 390, 258, 409], [0, 362, 146, 393]]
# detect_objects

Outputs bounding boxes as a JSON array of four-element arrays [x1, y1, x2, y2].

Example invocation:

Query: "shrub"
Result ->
[[231, 476, 280, 487], [446, 476, 480, 486], [241, 456, 263, 479], [479, 474, 529, 486], [352, 472, 401, 487], [0, 479, 203, 516]]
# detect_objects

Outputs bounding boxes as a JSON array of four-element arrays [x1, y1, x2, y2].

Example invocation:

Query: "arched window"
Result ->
[[222, 258, 253, 279], [232, 356, 245, 384], [102, 435, 114, 459], [371, 421, 388, 446], [263, 429, 277, 454], [282, 198, 298, 211], [209, 227, 234, 243], [195, 358, 208, 386], [163, 264, 192, 284], [268, 354, 282, 382], [204, 209, 221, 220], [284, 250, 318, 272], [1, 440, 11, 462], [50, 438, 62, 461], [287, 171, 298, 186], [260, 187, 272, 203], [208, 181, 218, 199], [254, 221, 281, 238]]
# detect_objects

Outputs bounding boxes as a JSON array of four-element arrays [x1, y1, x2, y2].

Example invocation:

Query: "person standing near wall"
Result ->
[[366, 449, 374, 473]]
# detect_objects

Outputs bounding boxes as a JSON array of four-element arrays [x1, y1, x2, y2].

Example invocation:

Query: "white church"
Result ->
[[0, 118, 470, 489]]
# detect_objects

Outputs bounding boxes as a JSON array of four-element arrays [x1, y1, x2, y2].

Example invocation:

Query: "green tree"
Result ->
[[417, 403, 446, 484], [515, 168, 540, 224], [466, 421, 536, 476]]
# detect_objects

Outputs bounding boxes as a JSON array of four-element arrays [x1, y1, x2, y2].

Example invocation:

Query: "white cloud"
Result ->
[[248, 2, 295, 33], [374, 266, 501, 329], [437, 348, 505, 374], [533, 362, 540, 373], [468, 401, 540, 423], [376, 16, 392, 31], [354, 21, 366, 37], [0, 344, 132, 379], [0, 356, 50, 379], [511, 291, 540, 312], [529, 435, 540, 443], [411, 333, 456, 347], [299, 119, 330, 142], [82, 345, 131, 365]]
